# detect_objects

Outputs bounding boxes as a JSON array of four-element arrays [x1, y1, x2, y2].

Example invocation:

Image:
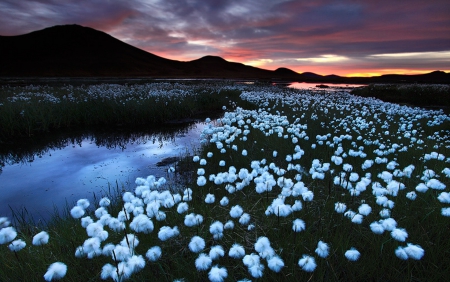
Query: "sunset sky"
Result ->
[[1, 0, 449, 76]]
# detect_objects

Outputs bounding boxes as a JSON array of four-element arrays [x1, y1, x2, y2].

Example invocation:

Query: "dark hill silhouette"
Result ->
[[0, 24, 449, 83]]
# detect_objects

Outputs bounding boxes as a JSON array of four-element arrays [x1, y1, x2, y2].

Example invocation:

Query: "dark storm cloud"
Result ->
[[0, 0, 449, 75]]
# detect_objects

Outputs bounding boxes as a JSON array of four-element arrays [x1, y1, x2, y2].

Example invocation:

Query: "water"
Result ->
[[285, 82, 367, 90], [0, 121, 209, 221]]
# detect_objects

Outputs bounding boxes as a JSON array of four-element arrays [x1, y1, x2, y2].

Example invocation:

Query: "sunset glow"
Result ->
[[0, 0, 449, 77]]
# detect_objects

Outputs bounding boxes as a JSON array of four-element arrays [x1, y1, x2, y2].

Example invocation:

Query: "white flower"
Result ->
[[345, 248, 360, 261], [358, 204, 372, 216], [220, 197, 229, 206], [130, 214, 154, 234], [33, 231, 49, 246], [0, 226, 17, 244], [43, 262, 67, 281], [230, 205, 244, 218], [195, 253, 212, 271], [157, 226, 179, 241], [395, 246, 409, 260], [146, 246, 162, 261], [315, 241, 329, 258], [239, 213, 251, 225], [8, 239, 26, 252], [76, 199, 90, 209], [208, 265, 228, 282], [197, 176, 207, 186], [209, 245, 225, 260], [403, 243, 424, 260], [335, 202, 347, 213], [267, 255, 284, 272], [205, 193, 215, 204], [391, 228, 408, 242], [370, 221, 385, 234], [229, 243, 245, 259], [298, 255, 316, 272], [189, 236, 205, 253], [292, 219, 306, 232], [70, 206, 85, 219], [99, 197, 111, 207]]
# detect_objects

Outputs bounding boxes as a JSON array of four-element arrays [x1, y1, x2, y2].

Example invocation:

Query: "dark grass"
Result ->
[[0, 83, 449, 281]]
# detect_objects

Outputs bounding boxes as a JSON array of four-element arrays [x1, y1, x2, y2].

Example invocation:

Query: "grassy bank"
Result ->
[[1, 83, 450, 281], [0, 82, 246, 143], [351, 84, 450, 109]]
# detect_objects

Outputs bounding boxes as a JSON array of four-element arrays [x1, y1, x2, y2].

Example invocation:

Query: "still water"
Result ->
[[0, 121, 209, 221]]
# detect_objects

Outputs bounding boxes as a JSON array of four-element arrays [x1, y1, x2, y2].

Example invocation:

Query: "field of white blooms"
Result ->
[[1, 82, 449, 281]]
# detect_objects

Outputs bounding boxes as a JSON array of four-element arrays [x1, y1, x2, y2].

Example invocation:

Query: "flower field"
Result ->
[[1, 82, 449, 281]]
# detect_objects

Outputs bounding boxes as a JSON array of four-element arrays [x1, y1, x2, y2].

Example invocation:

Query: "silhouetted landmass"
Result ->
[[1, 24, 449, 83]]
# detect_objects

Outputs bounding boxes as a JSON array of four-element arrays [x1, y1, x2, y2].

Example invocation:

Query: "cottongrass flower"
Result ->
[[403, 243, 425, 260], [208, 265, 228, 282], [43, 262, 67, 281], [229, 243, 245, 259], [130, 214, 154, 234], [86, 222, 108, 241], [267, 255, 284, 272], [210, 221, 224, 240], [239, 213, 251, 225], [33, 231, 49, 246], [0, 226, 17, 244], [70, 206, 85, 219], [406, 191, 417, 200], [381, 218, 397, 231], [292, 219, 306, 232], [177, 202, 189, 214], [220, 196, 229, 206], [442, 207, 450, 217], [189, 236, 206, 253], [358, 204, 372, 216], [248, 263, 265, 278], [146, 246, 162, 261], [200, 159, 207, 165], [302, 191, 314, 201], [205, 193, 215, 204], [158, 226, 179, 241], [437, 192, 450, 203], [345, 248, 360, 261], [101, 264, 117, 280], [391, 228, 408, 242], [370, 221, 385, 234], [99, 197, 111, 207], [395, 246, 409, 260], [209, 245, 225, 260], [77, 198, 90, 209], [127, 255, 146, 274], [298, 255, 317, 272], [0, 217, 10, 228], [335, 202, 347, 213], [315, 241, 330, 258], [8, 239, 26, 252], [197, 176, 207, 186], [351, 214, 364, 224], [415, 183, 428, 193], [224, 220, 234, 230], [242, 149, 248, 156], [219, 160, 226, 166], [195, 253, 212, 271], [230, 205, 244, 218], [184, 213, 203, 227]]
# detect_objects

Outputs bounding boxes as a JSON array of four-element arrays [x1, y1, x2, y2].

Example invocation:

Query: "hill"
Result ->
[[0, 24, 449, 83]]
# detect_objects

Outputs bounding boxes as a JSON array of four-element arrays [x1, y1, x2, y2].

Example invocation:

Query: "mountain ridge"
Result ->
[[1, 24, 449, 83]]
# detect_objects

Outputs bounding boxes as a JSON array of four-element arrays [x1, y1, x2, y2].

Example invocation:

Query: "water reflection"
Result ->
[[0, 122, 207, 221], [285, 82, 367, 90]]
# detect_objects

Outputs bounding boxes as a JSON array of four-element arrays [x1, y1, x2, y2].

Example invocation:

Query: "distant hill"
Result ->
[[0, 24, 449, 83]]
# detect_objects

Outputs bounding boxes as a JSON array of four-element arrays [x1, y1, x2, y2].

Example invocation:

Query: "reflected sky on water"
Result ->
[[0, 122, 209, 221]]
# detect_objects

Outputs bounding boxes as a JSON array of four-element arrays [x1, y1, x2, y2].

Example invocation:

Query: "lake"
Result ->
[[0, 121, 210, 221]]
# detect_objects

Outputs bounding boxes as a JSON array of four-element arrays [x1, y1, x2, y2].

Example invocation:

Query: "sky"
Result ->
[[1, 0, 449, 76]]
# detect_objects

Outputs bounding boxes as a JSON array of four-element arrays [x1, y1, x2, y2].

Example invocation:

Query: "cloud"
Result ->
[[0, 0, 449, 75]]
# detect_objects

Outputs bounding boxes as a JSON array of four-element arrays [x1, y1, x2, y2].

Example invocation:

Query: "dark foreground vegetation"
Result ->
[[0, 82, 253, 143], [351, 84, 450, 109]]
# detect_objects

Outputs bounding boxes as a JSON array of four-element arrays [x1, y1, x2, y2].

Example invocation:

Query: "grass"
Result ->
[[0, 82, 244, 143], [1, 82, 450, 281], [351, 84, 450, 109]]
